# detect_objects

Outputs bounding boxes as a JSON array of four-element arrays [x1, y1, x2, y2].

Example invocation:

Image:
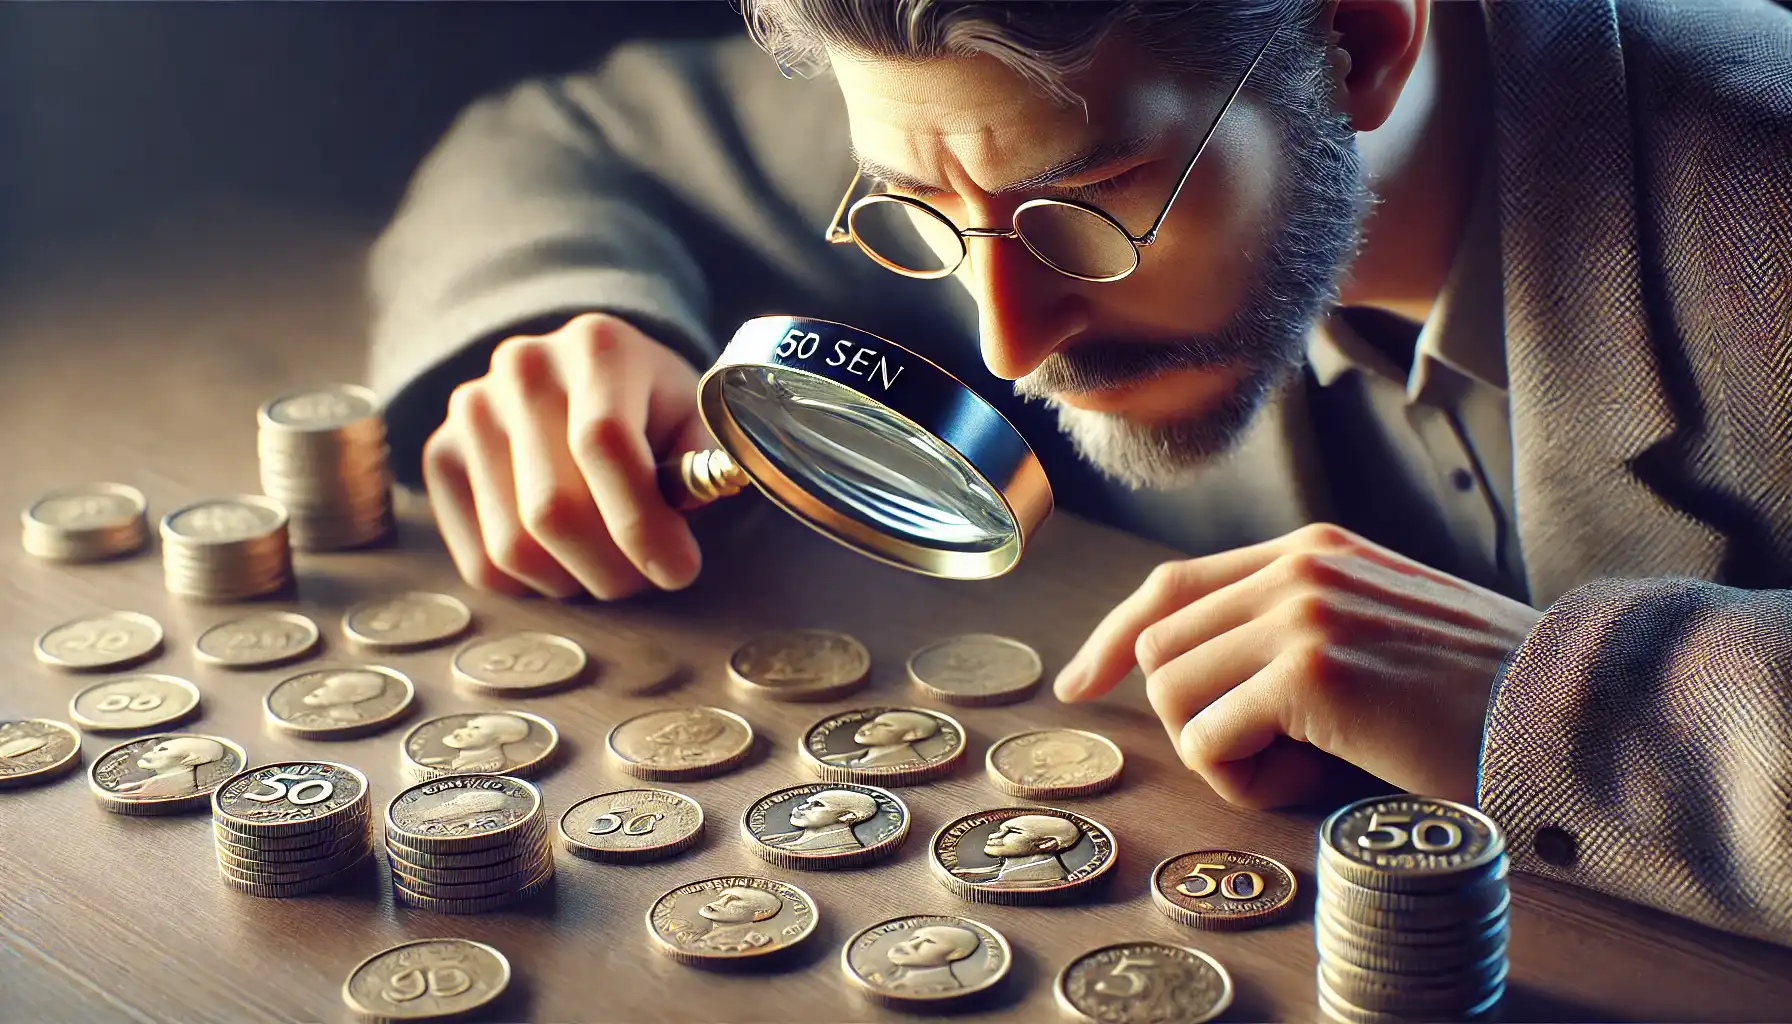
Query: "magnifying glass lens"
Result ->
[[717, 365, 1016, 554]]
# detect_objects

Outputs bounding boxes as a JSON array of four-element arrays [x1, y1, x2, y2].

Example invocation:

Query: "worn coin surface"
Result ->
[[742, 783, 909, 870], [450, 632, 588, 694], [0, 719, 84, 789], [88, 733, 247, 814], [727, 628, 871, 701], [34, 611, 164, 671], [68, 674, 201, 733], [342, 592, 472, 651], [646, 875, 818, 965], [985, 728, 1124, 799], [22, 483, 149, 561], [385, 774, 543, 854], [1055, 942, 1234, 1024], [341, 937, 512, 1021], [606, 706, 754, 781], [263, 385, 379, 430], [264, 666, 415, 740], [906, 634, 1043, 706], [194, 612, 321, 668], [1320, 795, 1505, 891], [842, 914, 1012, 1006], [164, 496, 287, 543], [1150, 850, 1299, 930], [929, 807, 1118, 906], [401, 710, 559, 780], [558, 789, 705, 862], [799, 706, 965, 786], [213, 761, 370, 837]]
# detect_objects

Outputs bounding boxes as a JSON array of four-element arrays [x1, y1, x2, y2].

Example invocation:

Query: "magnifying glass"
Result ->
[[657, 315, 1052, 580]]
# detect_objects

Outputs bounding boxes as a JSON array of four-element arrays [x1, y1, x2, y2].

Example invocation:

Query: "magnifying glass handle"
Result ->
[[657, 448, 751, 512]]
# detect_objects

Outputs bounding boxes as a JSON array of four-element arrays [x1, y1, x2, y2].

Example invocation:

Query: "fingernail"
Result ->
[[645, 559, 694, 591]]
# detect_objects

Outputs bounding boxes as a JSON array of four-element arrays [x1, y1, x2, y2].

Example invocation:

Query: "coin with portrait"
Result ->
[[558, 789, 704, 862], [606, 706, 754, 781], [906, 634, 1042, 706], [341, 937, 511, 1022], [88, 732, 247, 814], [742, 783, 909, 870], [985, 728, 1124, 799], [68, 674, 201, 733], [401, 710, 559, 780], [0, 719, 83, 789], [342, 591, 472, 651], [265, 666, 415, 740], [842, 914, 1012, 1006], [194, 612, 321, 668], [1150, 850, 1299, 931], [451, 631, 588, 694], [385, 773, 543, 854], [929, 807, 1118, 906], [727, 628, 870, 701], [1055, 942, 1233, 1024], [646, 875, 818, 965], [799, 706, 965, 785], [34, 611, 164, 671]]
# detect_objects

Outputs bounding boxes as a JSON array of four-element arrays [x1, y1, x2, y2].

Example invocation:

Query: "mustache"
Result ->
[[1013, 332, 1290, 397]]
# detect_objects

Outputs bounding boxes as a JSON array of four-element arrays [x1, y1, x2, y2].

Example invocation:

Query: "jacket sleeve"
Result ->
[[1478, 577, 1792, 948]]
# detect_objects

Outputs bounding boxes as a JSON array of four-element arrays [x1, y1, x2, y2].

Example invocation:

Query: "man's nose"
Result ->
[[962, 231, 1089, 381]]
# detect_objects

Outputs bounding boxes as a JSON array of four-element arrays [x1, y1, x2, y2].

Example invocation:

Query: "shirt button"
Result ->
[[1450, 467, 1476, 492], [1534, 825, 1577, 868]]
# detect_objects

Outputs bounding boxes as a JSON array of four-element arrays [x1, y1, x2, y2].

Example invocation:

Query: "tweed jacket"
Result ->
[[365, 0, 1792, 946]]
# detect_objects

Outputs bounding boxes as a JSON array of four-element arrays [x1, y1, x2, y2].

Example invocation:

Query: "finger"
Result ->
[[421, 428, 527, 596], [1142, 612, 1281, 751], [1193, 735, 1339, 810], [457, 383, 583, 597]]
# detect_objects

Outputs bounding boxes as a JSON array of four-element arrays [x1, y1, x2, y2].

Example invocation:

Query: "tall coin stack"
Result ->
[[21, 483, 150, 561], [1315, 796, 1509, 1023], [256, 384, 394, 551], [160, 496, 293, 600], [385, 774, 555, 914], [211, 762, 375, 897]]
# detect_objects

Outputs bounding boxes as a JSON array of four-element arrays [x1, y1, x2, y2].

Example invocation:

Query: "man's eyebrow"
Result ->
[[851, 134, 1162, 197]]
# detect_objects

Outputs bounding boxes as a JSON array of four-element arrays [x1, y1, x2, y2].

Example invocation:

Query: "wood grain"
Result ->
[[2, 207, 1790, 1023]]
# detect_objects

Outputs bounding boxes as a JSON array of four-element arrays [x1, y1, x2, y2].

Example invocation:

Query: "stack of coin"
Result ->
[[1315, 796, 1509, 1023], [160, 496, 292, 601], [212, 762, 375, 897], [385, 774, 554, 914], [256, 384, 394, 551], [21, 483, 150, 561]]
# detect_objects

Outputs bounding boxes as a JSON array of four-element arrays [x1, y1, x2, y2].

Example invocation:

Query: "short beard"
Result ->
[[1014, 31, 1371, 490]]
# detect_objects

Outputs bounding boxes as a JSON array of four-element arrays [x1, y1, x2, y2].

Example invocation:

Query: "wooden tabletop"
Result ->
[[3, 208, 1790, 1024]]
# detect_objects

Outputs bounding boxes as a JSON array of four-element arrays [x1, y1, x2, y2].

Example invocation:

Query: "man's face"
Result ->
[[790, 795, 848, 828], [137, 742, 183, 772], [701, 889, 773, 923], [983, 821, 1049, 858], [887, 926, 973, 967], [444, 720, 496, 749], [853, 715, 911, 746], [832, 27, 1366, 489]]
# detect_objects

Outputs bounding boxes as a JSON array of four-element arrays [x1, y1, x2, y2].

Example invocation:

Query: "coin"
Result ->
[[558, 789, 705, 862], [213, 761, 370, 837], [1318, 970, 1505, 1024], [393, 859, 553, 900], [392, 868, 554, 915], [401, 710, 559, 780], [68, 674, 201, 732], [841, 914, 1012, 1006], [216, 827, 367, 864], [799, 706, 965, 786], [0, 719, 83, 789], [742, 783, 910, 870], [220, 853, 374, 898], [343, 592, 472, 651], [928, 807, 1118, 906], [34, 611, 164, 671], [606, 706, 754, 781], [906, 634, 1043, 706], [264, 666, 415, 740], [385, 773, 542, 851], [1319, 865, 1511, 930], [386, 827, 549, 869], [1150, 850, 1299, 931], [1055, 942, 1234, 1024], [263, 385, 380, 430], [164, 495, 287, 542], [1319, 796, 1505, 892], [88, 733, 247, 815], [390, 849, 552, 887], [985, 728, 1124, 799], [645, 875, 818, 965], [450, 632, 587, 695], [21, 483, 150, 561], [159, 496, 293, 601], [727, 628, 871, 701], [194, 612, 320, 668]]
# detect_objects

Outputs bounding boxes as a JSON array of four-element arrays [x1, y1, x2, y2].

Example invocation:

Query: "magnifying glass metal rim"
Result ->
[[695, 314, 1053, 581]]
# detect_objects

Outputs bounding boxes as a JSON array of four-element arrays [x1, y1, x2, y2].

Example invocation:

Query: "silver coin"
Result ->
[[1319, 796, 1505, 892], [798, 706, 965, 786], [342, 592, 472, 651], [23, 483, 145, 532], [68, 674, 201, 733], [217, 826, 368, 863], [558, 789, 705, 863], [985, 728, 1124, 799], [260, 385, 380, 431], [1055, 942, 1234, 1024], [384, 774, 543, 854], [193, 612, 320, 668], [341, 938, 512, 1022], [213, 761, 370, 837], [606, 706, 754, 781], [162, 496, 287, 543], [386, 823, 549, 869], [645, 875, 818, 965], [450, 632, 587, 694], [263, 666, 414, 740], [34, 611, 164, 671], [390, 848, 552, 887], [219, 852, 373, 898], [391, 867, 554, 914], [400, 711, 559, 780], [841, 914, 1012, 1006], [0, 719, 84, 789], [742, 783, 910, 870], [88, 733, 247, 814], [928, 807, 1118, 906], [906, 634, 1043, 706]]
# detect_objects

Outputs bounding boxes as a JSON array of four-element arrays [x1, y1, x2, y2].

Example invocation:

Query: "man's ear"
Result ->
[[1323, 0, 1427, 132]]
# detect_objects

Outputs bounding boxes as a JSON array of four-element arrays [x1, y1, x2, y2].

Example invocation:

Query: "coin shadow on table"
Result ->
[[1497, 981, 1604, 1022]]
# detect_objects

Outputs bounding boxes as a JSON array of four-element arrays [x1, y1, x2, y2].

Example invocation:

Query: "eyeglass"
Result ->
[[825, 24, 1283, 284]]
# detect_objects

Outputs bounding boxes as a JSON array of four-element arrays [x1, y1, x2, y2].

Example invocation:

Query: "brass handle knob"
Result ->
[[657, 448, 751, 512]]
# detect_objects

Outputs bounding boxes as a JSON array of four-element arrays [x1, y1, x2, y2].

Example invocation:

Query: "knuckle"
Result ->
[[1134, 623, 1176, 677], [1143, 668, 1180, 719], [1287, 642, 1350, 701], [1297, 521, 1356, 551], [1284, 590, 1344, 637], [490, 336, 554, 390], [1143, 559, 1192, 602], [517, 489, 586, 543], [565, 312, 635, 357], [1276, 549, 1333, 585], [444, 379, 492, 425], [572, 413, 636, 467]]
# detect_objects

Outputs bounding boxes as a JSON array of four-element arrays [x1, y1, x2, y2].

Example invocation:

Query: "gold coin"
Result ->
[[450, 631, 587, 694], [88, 733, 247, 815], [194, 612, 320, 668], [400, 710, 559, 780], [798, 706, 966, 786], [342, 591, 472, 651], [21, 482, 149, 562], [906, 634, 1042, 706], [68, 674, 201, 732], [0, 719, 84, 789], [383, 773, 544, 854], [606, 706, 754, 781], [645, 875, 818, 965], [727, 628, 870, 701], [558, 789, 705, 862], [1055, 942, 1233, 1024], [1150, 850, 1299, 930], [34, 611, 164, 671], [263, 666, 415, 740], [840, 914, 1013, 1007], [984, 728, 1124, 799]]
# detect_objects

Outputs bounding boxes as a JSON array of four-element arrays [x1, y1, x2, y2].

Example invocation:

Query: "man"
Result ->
[[687, 886, 785, 951], [821, 710, 940, 767], [115, 736, 229, 799], [882, 924, 984, 992], [367, 1, 1792, 946], [760, 789, 879, 852], [299, 669, 389, 722], [953, 814, 1084, 887]]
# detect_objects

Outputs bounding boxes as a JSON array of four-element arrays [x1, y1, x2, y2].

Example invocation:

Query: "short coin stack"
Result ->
[[385, 774, 554, 914], [1315, 795, 1509, 1023], [256, 384, 395, 551], [211, 762, 375, 897], [21, 483, 150, 561], [160, 496, 293, 600]]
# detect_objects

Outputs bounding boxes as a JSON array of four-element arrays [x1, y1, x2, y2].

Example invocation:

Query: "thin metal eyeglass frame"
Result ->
[[824, 22, 1283, 284]]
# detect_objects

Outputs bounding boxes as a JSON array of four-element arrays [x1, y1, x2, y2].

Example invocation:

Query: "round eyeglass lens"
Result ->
[[848, 197, 962, 277], [1013, 201, 1139, 280], [716, 364, 1017, 554]]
